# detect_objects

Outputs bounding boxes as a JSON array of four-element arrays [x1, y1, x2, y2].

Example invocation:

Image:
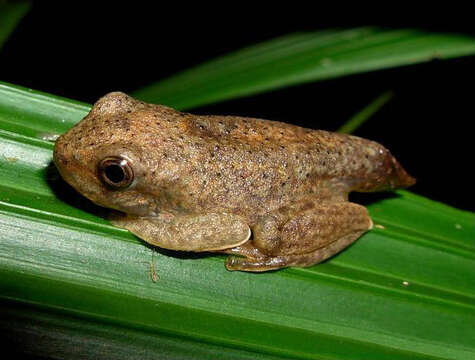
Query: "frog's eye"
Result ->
[[98, 156, 134, 189]]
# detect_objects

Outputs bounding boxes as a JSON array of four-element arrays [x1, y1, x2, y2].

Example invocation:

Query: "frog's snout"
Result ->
[[53, 134, 70, 177], [53, 133, 100, 198], [53, 134, 79, 178]]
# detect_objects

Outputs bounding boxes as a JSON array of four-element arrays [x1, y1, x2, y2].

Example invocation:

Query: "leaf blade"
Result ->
[[132, 28, 475, 110], [0, 1, 31, 51], [337, 91, 393, 133], [1, 82, 475, 359]]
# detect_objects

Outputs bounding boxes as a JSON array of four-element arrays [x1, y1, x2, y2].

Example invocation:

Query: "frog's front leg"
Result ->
[[110, 212, 251, 251], [226, 201, 372, 272]]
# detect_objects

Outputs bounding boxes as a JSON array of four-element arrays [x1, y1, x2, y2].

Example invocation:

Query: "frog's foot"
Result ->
[[227, 201, 372, 272], [225, 230, 364, 272], [216, 241, 267, 259]]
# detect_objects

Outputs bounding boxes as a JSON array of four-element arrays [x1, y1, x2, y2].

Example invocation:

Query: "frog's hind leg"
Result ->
[[226, 230, 366, 271], [226, 201, 372, 272]]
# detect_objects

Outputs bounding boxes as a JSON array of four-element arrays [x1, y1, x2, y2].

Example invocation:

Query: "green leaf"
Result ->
[[132, 28, 475, 110], [337, 91, 393, 134], [0, 1, 31, 51], [1, 81, 475, 359]]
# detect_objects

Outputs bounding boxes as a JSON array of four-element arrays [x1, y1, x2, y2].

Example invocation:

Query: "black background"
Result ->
[[1, 3, 474, 212]]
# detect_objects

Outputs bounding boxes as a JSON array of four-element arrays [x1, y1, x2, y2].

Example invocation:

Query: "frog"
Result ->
[[53, 92, 415, 272]]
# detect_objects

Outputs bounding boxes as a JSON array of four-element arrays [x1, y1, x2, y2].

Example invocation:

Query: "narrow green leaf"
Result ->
[[1, 82, 474, 359], [132, 28, 475, 110], [0, 1, 31, 51], [337, 91, 393, 133]]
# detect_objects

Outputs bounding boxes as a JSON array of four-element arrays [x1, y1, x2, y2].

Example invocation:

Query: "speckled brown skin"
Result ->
[[54, 92, 415, 272]]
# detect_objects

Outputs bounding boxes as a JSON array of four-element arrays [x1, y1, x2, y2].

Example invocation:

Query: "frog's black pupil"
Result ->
[[104, 164, 125, 184]]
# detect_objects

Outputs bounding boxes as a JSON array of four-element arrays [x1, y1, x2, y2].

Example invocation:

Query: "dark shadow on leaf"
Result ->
[[145, 243, 215, 260]]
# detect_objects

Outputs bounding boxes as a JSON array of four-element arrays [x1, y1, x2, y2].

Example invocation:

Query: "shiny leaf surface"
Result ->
[[1, 82, 474, 359]]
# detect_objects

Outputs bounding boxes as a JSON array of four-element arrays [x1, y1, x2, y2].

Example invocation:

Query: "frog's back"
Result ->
[[183, 113, 414, 195], [84, 92, 412, 196]]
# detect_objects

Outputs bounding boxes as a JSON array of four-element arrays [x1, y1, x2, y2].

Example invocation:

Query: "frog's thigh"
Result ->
[[110, 213, 251, 252], [277, 201, 372, 256], [227, 202, 372, 272]]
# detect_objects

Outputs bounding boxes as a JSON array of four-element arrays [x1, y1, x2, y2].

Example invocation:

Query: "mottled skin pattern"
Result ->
[[54, 92, 415, 272]]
